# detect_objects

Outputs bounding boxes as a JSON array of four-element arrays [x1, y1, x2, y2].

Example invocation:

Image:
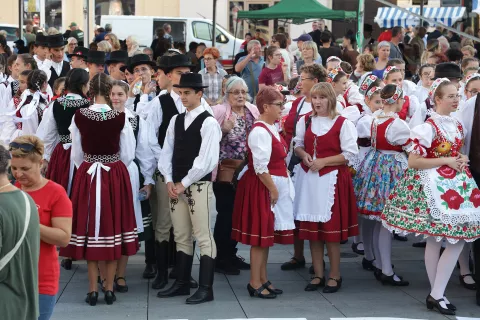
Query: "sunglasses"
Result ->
[[9, 142, 36, 153]]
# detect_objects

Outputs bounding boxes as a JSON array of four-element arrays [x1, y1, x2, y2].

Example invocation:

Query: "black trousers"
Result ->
[[144, 236, 156, 264], [472, 170, 480, 294], [213, 182, 238, 260]]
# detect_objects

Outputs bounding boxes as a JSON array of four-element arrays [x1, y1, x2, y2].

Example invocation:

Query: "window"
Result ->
[[95, 0, 135, 25], [193, 22, 212, 41], [248, 3, 270, 42], [229, 1, 244, 38], [45, 0, 62, 31]]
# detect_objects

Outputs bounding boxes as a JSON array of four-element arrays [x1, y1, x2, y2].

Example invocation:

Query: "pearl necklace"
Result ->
[[0, 183, 12, 191]]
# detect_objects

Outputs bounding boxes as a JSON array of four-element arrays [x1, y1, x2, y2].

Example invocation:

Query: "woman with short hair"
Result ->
[[296, 41, 320, 72], [65, 37, 78, 56], [198, 47, 228, 105], [372, 41, 390, 79]]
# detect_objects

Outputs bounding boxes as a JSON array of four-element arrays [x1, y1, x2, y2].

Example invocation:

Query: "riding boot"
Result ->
[[157, 251, 192, 298], [186, 255, 215, 304], [152, 241, 169, 289]]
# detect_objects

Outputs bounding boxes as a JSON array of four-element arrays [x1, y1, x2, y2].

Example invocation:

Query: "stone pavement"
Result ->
[[51, 238, 480, 320]]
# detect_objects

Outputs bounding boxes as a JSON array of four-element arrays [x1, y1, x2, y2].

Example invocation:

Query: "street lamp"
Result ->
[[50, 9, 57, 29]]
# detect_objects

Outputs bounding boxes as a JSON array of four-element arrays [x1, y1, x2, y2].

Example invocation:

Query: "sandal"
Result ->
[[114, 276, 129, 293]]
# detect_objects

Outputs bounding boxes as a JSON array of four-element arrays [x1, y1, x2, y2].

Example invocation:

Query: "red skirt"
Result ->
[[60, 160, 139, 261], [46, 143, 74, 193], [231, 170, 294, 248], [295, 167, 359, 242]]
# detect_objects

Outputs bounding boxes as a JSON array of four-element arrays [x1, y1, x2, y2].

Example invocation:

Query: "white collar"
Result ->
[[66, 93, 83, 99], [170, 89, 180, 101], [185, 104, 205, 117], [89, 104, 112, 112]]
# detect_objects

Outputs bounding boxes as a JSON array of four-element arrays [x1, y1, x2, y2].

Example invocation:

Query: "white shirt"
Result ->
[[158, 104, 221, 188], [34, 55, 53, 80], [357, 111, 411, 148], [51, 60, 67, 77], [454, 95, 476, 155], [248, 121, 282, 174]]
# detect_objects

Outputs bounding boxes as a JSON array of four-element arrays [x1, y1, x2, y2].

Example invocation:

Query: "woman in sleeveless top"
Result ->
[[232, 87, 295, 299], [382, 79, 480, 315], [293, 83, 358, 293]]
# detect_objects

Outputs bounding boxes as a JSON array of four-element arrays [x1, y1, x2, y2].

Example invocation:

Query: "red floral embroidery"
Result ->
[[414, 174, 420, 180], [430, 222, 436, 227], [440, 189, 464, 210], [414, 207, 420, 213], [463, 181, 467, 190], [470, 188, 480, 208], [407, 185, 414, 190], [401, 205, 407, 210], [436, 166, 457, 179]]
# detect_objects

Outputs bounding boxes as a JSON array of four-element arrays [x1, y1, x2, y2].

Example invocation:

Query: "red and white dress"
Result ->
[[60, 104, 139, 261], [232, 121, 295, 247], [293, 115, 359, 242]]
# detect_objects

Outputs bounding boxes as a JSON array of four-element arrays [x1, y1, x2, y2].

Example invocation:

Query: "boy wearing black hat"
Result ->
[[33, 34, 52, 73], [106, 50, 128, 81], [68, 47, 89, 70], [86, 51, 106, 80], [47, 34, 70, 89], [125, 54, 157, 112], [157, 73, 221, 304]]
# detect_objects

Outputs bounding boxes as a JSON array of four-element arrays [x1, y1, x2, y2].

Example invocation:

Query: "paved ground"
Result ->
[[51, 237, 480, 320]]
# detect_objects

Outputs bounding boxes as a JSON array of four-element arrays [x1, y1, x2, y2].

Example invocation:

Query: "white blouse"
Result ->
[[346, 82, 364, 106], [248, 121, 283, 175], [453, 96, 475, 155], [293, 115, 359, 164], [413, 86, 429, 105], [358, 110, 411, 148]]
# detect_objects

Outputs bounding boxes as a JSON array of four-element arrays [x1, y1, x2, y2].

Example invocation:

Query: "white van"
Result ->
[[100, 15, 244, 69], [0, 24, 19, 52]]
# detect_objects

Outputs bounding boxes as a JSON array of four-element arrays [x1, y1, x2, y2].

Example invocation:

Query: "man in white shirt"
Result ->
[[157, 73, 221, 305], [46, 34, 70, 88], [33, 34, 52, 76]]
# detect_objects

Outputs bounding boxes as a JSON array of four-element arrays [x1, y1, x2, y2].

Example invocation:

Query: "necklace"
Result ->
[[0, 182, 12, 191]]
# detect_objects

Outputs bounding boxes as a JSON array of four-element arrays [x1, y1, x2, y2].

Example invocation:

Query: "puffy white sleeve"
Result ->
[[20, 106, 40, 136], [408, 101, 427, 129], [125, 97, 136, 112], [408, 95, 420, 118], [248, 126, 273, 175], [145, 118, 162, 162], [356, 114, 373, 138], [36, 104, 59, 161], [119, 116, 136, 167], [453, 97, 475, 155], [181, 117, 221, 188], [340, 106, 361, 125], [340, 119, 359, 164], [386, 118, 411, 150], [0, 117, 16, 145], [136, 118, 156, 185], [406, 123, 435, 157], [137, 95, 160, 120], [146, 100, 163, 137], [158, 115, 177, 183], [346, 84, 364, 105], [292, 115, 307, 149], [69, 115, 84, 168]]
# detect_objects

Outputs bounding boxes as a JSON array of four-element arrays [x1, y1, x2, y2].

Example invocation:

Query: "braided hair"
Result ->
[[18, 53, 38, 70], [89, 73, 113, 106], [62, 68, 89, 98], [16, 70, 32, 98], [26, 69, 48, 92]]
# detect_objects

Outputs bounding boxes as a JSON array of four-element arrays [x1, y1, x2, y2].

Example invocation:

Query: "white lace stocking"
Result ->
[[372, 221, 382, 268]]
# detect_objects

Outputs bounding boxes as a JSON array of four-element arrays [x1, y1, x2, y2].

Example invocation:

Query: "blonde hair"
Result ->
[[301, 41, 319, 60], [462, 45, 476, 57], [310, 83, 338, 119], [107, 33, 121, 51], [97, 40, 112, 53], [10, 135, 44, 163], [357, 53, 375, 72], [47, 27, 60, 35]]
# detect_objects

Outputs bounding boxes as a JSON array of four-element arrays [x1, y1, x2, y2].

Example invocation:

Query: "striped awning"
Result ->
[[374, 6, 466, 28]]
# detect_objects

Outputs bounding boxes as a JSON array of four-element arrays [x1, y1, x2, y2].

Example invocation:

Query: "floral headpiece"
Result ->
[[464, 73, 480, 88], [382, 66, 398, 81], [359, 74, 378, 96], [327, 67, 344, 83], [428, 78, 450, 102], [366, 86, 381, 99], [326, 56, 342, 64], [382, 85, 403, 105]]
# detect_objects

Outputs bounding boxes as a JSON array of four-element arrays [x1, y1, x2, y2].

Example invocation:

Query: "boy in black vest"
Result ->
[[157, 73, 221, 304], [47, 34, 70, 89]]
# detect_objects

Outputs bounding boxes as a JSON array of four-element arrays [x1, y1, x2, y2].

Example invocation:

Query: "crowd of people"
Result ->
[[1, 18, 480, 320]]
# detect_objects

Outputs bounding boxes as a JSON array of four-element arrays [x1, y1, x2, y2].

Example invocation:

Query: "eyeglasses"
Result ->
[[269, 102, 285, 107], [228, 90, 247, 96], [9, 142, 36, 153], [69, 43, 77, 47], [204, 57, 215, 61], [134, 67, 150, 74]]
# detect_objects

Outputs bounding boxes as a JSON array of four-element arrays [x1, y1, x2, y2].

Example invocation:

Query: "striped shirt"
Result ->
[[199, 67, 228, 102]]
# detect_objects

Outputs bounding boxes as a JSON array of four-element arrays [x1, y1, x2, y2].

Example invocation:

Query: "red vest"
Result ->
[[283, 97, 311, 147], [372, 118, 403, 152]]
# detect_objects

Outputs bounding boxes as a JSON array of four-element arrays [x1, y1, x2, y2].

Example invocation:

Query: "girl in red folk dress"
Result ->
[[293, 83, 359, 293], [232, 87, 295, 299], [59, 73, 138, 306]]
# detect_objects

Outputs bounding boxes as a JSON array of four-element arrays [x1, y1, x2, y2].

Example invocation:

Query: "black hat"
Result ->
[[434, 62, 462, 80], [14, 39, 25, 46], [35, 34, 49, 46], [105, 50, 128, 65], [129, 54, 156, 70], [47, 34, 67, 48], [173, 73, 208, 89], [120, 57, 133, 73], [68, 46, 89, 59], [155, 55, 171, 72], [168, 54, 193, 69], [87, 51, 106, 65]]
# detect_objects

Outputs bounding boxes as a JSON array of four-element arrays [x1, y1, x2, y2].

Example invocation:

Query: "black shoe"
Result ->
[[394, 233, 408, 242], [340, 239, 348, 244], [152, 241, 169, 290], [85, 291, 98, 306], [186, 256, 215, 304], [459, 274, 477, 290], [446, 301, 457, 311], [143, 263, 157, 279], [380, 273, 409, 286], [104, 290, 116, 305], [305, 276, 325, 291], [373, 268, 382, 281], [323, 277, 342, 293], [264, 280, 283, 294], [426, 295, 455, 315], [114, 276, 128, 293], [362, 258, 375, 271], [231, 255, 250, 270], [215, 258, 240, 275], [61, 258, 72, 270], [280, 257, 305, 270], [247, 283, 276, 299], [157, 251, 192, 298], [352, 242, 364, 255], [412, 241, 426, 248]]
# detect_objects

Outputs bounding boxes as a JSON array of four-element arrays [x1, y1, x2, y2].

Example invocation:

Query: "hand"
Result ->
[[139, 184, 153, 200], [281, 62, 288, 74], [302, 153, 313, 167], [41, 160, 48, 176], [456, 154, 469, 172], [174, 182, 186, 196], [248, 49, 257, 60], [445, 157, 463, 172], [221, 114, 236, 133], [167, 182, 177, 199], [143, 81, 157, 95], [128, 76, 142, 97], [309, 158, 326, 172], [270, 187, 279, 207]]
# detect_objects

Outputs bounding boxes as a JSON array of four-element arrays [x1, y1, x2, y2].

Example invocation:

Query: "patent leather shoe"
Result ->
[[426, 295, 455, 315], [304, 276, 325, 291], [323, 277, 342, 293], [264, 281, 282, 294], [247, 283, 276, 299], [85, 291, 98, 306], [380, 273, 409, 286], [104, 290, 116, 305]]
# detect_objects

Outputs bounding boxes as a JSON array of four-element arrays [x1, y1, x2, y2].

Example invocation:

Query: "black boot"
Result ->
[[152, 241, 169, 290], [186, 255, 215, 304], [157, 251, 192, 298]]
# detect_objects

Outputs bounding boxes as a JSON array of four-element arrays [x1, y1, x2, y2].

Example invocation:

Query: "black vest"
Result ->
[[128, 115, 140, 143], [172, 110, 212, 183], [53, 97, 90, 142], [48, 61, 70, 89], [158, 93, 179, 148], [469, 94, 480, 175], [11, 80, 19, 97], [133, 94, 141, 112]]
